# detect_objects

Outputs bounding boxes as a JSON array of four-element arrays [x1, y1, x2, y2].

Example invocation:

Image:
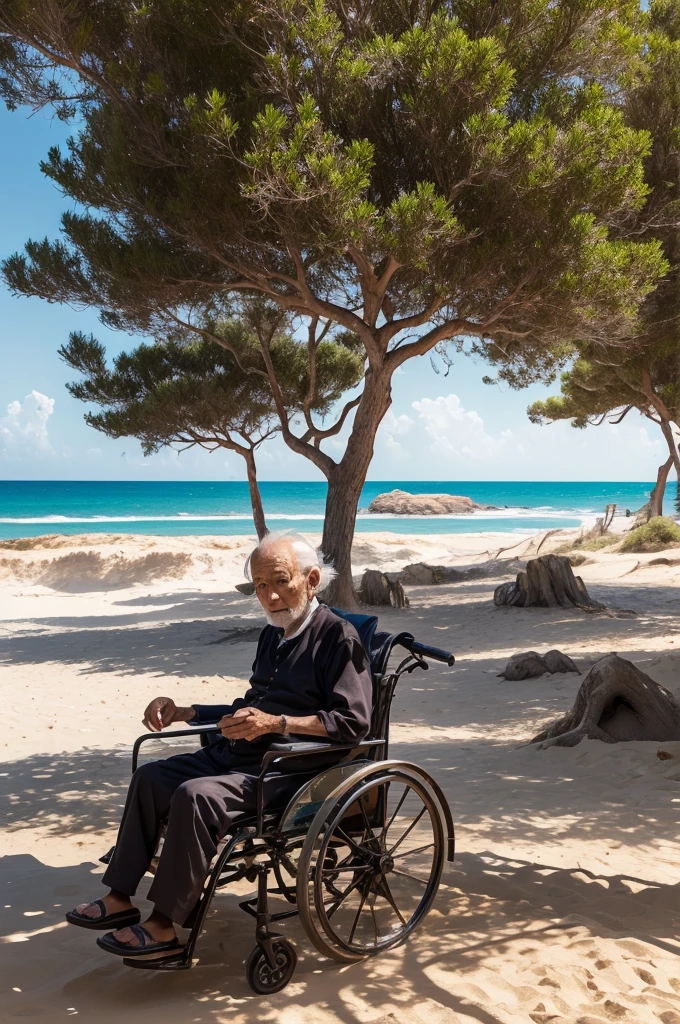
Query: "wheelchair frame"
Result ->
[[113, 624, 456, 992]]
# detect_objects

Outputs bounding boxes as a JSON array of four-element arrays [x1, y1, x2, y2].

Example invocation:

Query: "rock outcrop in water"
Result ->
[[367, 489, 495, 515]]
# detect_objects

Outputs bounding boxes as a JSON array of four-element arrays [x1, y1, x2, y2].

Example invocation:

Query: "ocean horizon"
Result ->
[[0, 479, 672, 540]]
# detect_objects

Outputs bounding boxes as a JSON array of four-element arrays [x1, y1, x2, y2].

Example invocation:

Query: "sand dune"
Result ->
[[1, 529, 680, 1023]]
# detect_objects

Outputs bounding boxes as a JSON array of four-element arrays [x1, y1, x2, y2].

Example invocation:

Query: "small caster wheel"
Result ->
[[246, 939, 297, 994]]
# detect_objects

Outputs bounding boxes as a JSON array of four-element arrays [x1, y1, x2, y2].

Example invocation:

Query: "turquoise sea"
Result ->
[[0, 480, 671, 540]]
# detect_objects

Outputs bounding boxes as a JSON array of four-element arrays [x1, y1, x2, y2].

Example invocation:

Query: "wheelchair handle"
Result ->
[[405, 640, 455, 666]]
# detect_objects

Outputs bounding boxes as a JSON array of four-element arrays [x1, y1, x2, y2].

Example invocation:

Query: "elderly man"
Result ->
[[66, 533, 372, 959]]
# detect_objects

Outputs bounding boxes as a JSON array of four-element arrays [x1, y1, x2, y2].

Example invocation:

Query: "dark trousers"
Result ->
[[102, 742, 292, 926]]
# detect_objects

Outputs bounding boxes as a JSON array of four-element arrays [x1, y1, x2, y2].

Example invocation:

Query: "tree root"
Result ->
[[529, 654, 680, 748]]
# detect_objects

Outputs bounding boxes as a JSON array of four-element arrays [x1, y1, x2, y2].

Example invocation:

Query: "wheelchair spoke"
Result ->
[[358, 794, 376, 842], [325, 873, 365, 919], [388, 806, 426, 855], [334, 826, 373, 859], [393, 841, 435, 860], [376, 875, 407, 926], [347, 889, 370, 945], [321, 863, 371, 875], [381, 784, 409, 841], [369, 893, 379, 944], [391, 867, 429, 886]]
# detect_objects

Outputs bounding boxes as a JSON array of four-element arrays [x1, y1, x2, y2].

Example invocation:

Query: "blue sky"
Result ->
[[0, 103, 667, 483]]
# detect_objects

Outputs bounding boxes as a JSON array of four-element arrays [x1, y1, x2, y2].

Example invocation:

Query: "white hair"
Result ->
[[245, 531, 337, 590]]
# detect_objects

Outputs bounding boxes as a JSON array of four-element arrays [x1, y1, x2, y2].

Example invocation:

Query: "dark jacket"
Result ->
[[192, 604, 373, 754]]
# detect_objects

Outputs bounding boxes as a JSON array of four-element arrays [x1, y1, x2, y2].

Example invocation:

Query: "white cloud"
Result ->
[[637, 425, 663, 450], [379, 410, 414, 452], [411, 393, 509, 461], [0, 390, 55, 456]]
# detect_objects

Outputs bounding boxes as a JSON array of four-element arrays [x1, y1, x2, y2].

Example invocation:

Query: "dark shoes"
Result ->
[[65, 899, 141, 931]]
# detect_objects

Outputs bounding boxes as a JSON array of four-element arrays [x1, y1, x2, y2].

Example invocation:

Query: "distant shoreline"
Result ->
[[0, 478, 665, 541]]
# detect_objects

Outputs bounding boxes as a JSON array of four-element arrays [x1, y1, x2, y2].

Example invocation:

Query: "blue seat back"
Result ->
[[329, 607, 380, 673]]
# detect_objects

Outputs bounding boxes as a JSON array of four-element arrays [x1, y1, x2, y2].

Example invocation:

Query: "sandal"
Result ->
[[66, 899, 141, 931], [96, 924, 182, 958]]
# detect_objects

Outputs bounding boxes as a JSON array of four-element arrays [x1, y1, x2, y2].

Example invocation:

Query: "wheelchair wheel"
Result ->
[[246, 938, 297, 994], [296, 765, 445, 962]]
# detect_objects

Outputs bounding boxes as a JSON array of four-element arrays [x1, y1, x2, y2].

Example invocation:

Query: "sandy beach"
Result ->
[[1, 528, 680, 1024]]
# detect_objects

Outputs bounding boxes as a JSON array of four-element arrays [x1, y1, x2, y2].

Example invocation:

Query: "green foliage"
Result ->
[[492, 1, 680, 477], [0, 1, 664, 350], [526, 335, 680, 430], [620, 515, 680, 551], [60, 317, 364, 455]]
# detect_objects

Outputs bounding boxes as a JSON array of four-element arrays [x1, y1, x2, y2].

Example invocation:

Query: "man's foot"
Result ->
[[65, 893, 141, 931], [75, 893, 133, 920], [109, 914, 177, 949], [96, 915, 183, 959]]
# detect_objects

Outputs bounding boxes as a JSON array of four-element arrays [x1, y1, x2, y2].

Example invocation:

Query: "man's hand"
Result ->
[[142, 697, 196, 732], [218, 707, 279, 742]]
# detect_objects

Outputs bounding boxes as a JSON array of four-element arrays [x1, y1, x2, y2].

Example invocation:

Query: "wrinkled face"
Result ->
[[250, 541, 321, 630]]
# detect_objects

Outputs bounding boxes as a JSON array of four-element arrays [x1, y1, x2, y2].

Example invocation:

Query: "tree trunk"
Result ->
[[494, 554, 604, 610], [244, 447, 268, 540], [649, 455, 674, 519], [320, 373, 392, 609], [658, 416, 680, 481], [320, 464, 366, 608], [529, 654, 680, 748], [358, 569, 409, 608]]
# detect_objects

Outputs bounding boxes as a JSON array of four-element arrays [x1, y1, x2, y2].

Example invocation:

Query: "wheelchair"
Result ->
[[108, 610, 455, 993]]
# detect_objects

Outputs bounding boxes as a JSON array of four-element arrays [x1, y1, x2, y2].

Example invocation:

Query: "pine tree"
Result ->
[[60, 315, 364, 539], [508, 0, 680, 520], [528, 343, 680, 518], [0, 1, 667, 603]]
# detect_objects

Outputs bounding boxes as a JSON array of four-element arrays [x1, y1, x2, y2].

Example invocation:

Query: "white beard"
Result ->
[[264, 595, 312, 631]]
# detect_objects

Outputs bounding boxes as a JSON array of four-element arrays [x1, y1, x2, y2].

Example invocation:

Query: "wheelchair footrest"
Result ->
[[122, 952, 191, 971]]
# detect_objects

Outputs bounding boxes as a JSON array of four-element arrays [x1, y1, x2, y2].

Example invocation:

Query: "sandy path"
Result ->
[[1, 532, 680, 1023]]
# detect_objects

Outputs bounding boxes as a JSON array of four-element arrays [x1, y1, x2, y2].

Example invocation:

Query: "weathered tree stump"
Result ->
[[498, 649, 581, 680], [499, 651, 548, 680], [543, 649, 581, 674], [359, 569, 409, 608], [494, 554, 604, 611], [530, 654, 680, 748]]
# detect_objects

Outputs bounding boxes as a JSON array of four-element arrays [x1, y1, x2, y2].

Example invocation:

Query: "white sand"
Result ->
[[1, 529, 680, 1024]]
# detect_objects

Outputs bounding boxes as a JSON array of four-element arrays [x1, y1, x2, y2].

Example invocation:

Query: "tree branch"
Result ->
[[607, 404, 633, 425], [300, 394, 362, 443], [376, 295, 444, 350], [164, 311, 269, 379], [258, 323, 336, 477], [385, 317, 481, 370]]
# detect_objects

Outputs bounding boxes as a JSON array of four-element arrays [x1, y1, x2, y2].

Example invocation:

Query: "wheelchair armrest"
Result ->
[[259, 738, 383, 775], [131, 724, 220, 773]]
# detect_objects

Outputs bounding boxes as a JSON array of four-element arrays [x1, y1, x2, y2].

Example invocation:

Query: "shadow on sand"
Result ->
[[1, 847, 678, 1023]]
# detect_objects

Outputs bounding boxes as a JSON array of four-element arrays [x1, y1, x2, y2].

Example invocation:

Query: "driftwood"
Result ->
[[543, 649, 581, 674], [499, 651, 548, 680], [494, 554, 604, 611], [398, 558, 526, 586], [399, 563, 463, 585], [499, 649, 581, 680], [530, 654, 680, 748], [359, 569, 409, 608], [235, 581, 256, 596]]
